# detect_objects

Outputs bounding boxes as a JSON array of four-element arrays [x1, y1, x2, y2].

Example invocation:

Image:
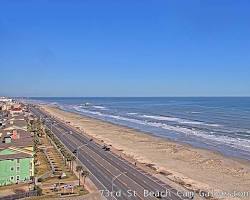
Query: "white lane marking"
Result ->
[[81, 147, 146, 200], [105, 150, 183, 199], [41, 121, 116, 200], [39, 108, 178, 200], [53, 125, 138, 200]]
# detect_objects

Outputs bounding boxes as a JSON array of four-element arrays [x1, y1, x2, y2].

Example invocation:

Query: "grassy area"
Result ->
[[39, 147, 77, 184], [35, 151, 50, 177], [28, 117, 90, 199], [35, 134, 82, 198], [40, 171, 77, 185], [26, 185, 88, 199], [75, 185, 89, 196], [26, 119, 88, 199]]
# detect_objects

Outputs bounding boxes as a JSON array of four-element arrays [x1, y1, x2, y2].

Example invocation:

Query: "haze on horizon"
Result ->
[[1, 1, 250, 97]]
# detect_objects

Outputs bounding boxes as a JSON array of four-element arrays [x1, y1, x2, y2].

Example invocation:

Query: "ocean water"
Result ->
[[27, 97, 250, 161]]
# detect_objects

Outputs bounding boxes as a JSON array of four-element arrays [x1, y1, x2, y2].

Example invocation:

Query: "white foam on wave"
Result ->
[[78, 104, 108, 110], [50, 102, 59, 106], [127, 112, 138, 115], [92, 106, 108, 110], [190, 111, 201, 114], [142, 114, 219, 127], [144, 121, 250, 152], [143, 115, 180, 122], [204, 123, 221, 127], [119, 116, 250, 152], [73, 106, 104, 116], [181, 121, 204, 125], [70, 105, 250, 153], [80, 102, 91, 107]]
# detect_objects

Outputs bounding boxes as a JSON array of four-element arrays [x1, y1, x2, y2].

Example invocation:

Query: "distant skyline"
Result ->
[[1, 1, 250, 97]]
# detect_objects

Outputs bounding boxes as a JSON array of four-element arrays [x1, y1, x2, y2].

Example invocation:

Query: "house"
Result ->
[[0, 148, 33, 186], [0, 102, 35, 186], [0, 129, 34, 153], [10, 107, 23, 116], [0, 97, 12, 103], [0, 129, 34, 186], [4, 119, 27, 132]]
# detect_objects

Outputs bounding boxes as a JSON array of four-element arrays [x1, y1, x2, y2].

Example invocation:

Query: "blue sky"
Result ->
[[0, 0, 249, 97]]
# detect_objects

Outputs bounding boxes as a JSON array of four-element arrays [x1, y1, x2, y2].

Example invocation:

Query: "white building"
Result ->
[[0, 97, 12, 102]]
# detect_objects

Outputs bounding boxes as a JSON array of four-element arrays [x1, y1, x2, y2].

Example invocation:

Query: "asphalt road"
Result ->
[[30, 105, 192, 200]]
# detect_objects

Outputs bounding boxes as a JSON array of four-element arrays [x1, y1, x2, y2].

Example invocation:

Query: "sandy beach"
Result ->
[[41, 105, 250, 199]]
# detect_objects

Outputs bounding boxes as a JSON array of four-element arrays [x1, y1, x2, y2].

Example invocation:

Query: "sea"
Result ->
[[25, 97, 250, 161]]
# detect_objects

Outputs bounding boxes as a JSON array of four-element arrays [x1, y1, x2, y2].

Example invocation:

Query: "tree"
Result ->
[[34, 185, 43, 196], [68, 155, 76, 171], [64, 152, 70, 166], [76, 165, 83, 186], [66, 153, 72, 168], [81, 170, 89, 187]]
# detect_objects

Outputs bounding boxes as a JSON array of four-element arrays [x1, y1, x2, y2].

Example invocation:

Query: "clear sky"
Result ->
[[0, 0, 249, 97]]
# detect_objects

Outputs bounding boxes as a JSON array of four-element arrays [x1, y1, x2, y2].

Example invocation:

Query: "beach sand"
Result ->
[[41, 105, 250, 199]]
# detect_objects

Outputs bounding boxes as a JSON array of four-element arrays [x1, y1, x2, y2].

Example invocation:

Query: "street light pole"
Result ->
[[111, 172, 127, 195], [50, 121, 60, 132], [76, 143, 88, 159]]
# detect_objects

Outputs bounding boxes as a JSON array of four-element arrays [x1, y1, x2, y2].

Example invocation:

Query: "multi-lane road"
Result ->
[[30, 105, 192, 200]]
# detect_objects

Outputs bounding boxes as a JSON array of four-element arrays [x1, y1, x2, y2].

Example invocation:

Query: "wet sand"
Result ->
[[41, 105, 250, 199]]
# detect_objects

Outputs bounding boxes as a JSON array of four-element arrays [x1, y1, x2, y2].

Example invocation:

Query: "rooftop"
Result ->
[[0, 129, 33, 150], [0, 152, 32, 161]]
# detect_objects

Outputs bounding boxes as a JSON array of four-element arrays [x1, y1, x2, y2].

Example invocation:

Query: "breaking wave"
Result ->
[[70, 105, 250, 154], [142, 115, 220, 127], [92, 106, 108, 110]]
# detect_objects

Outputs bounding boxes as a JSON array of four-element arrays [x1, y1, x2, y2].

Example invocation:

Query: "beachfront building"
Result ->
[[10, 107, 23, 116], [0, 129, 34, 186], [0, 97, 12, 103], [0, 102, 35, 186], [4, 117, 28, 132], [0, 148, 33, 186]]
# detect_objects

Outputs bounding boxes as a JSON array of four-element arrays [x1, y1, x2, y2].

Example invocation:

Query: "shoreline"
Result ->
[[62, 103, 250, 163], [62, 105, 250, 165], [40, 104, 250, 199]]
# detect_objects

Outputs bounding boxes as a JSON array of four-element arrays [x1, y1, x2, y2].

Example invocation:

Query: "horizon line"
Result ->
[[12, 96, 250, 98]]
